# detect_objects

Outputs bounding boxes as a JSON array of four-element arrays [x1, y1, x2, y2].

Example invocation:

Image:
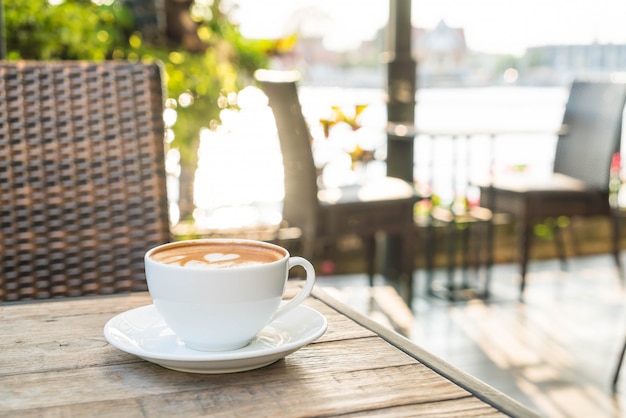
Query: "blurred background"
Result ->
[[8, 2, 626, 415], [8, 0, 626, 235]]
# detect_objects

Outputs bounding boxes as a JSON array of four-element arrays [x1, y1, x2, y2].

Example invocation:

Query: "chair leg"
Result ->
[[482, 187, 496, 299], [484, 214, 495, 299], [461, 223, 471, 290], [613, 334, 626, 392], [609, 211, 625, 392], [519, 220, 532, 299], [611, 211, 624, 281], [401, 228, 414, 308], [472, 217, 486, 297], [553, 224, 568, 271], [365, 235, 377, 287], [425, 222, 436, 296], [446, 221, 457, 301]]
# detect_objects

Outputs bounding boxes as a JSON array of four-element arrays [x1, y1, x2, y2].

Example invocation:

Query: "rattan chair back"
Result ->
[[0, 61, 171, 301]]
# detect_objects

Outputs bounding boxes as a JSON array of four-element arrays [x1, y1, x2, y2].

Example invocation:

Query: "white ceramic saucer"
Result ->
[[104, 304, 327, 374]]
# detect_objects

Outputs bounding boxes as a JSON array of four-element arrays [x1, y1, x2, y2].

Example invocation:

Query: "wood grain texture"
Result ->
[[0, 282, 538, 417]]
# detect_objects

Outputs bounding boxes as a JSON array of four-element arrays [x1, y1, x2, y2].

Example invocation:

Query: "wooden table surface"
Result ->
[[0, 281, 539, 417]]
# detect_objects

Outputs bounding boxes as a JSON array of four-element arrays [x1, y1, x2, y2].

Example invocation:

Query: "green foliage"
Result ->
[[5, 0, 133, 60], [4, 0, 272, 165]]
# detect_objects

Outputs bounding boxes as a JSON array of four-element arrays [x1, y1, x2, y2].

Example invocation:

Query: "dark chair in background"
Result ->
[[477, 79, 626, 299], [0, 61, 171, 301], [255, 70, 419, 304]]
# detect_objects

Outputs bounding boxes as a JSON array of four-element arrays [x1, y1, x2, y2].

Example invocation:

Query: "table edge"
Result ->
[[312, 286, 543, 418]]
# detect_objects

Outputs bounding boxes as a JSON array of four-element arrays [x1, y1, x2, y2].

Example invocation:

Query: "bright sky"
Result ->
[[230, 0, 626, 56]]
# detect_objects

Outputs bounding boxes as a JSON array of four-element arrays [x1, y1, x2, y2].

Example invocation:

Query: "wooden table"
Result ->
[[0, 281, 539, 417]]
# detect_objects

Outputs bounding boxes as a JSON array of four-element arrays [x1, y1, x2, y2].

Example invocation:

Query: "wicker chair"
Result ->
[[0, 61, 171, 302], [478, 79, 626, 299], [255, 70, 419, 304]]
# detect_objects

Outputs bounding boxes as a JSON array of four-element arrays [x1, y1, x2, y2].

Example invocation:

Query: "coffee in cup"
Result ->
[[144, 239, 316, 352], [149, 240, 284, 268]]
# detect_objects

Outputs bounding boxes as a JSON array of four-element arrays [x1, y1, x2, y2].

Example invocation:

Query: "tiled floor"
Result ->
[[316, 253, 626, 418]]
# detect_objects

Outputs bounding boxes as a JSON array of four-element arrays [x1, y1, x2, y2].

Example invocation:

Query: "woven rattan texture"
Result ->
[[0, 61, 171, 301]]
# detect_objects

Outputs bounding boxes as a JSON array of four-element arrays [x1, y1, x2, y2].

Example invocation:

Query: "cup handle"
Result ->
[[272, 256, 316, 320]]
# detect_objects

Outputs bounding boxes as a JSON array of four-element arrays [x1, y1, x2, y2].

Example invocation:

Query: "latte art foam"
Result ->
[[158, 253, 264, 268], [150, 241, 284, 268]]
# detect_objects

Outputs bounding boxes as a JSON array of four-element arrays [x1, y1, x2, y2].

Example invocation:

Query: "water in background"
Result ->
[[191, 86, 569, 228]]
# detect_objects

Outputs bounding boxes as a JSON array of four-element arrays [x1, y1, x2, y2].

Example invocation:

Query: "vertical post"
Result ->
[[386, 0, 416, 182], [386, 0, 416, 180], [0, 0, 6, 59], [383, 0, 417, 295], [387, 0, 417, 133]]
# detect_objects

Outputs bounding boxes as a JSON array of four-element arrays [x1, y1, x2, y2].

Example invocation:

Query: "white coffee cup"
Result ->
[[144, 238, 316, 352]]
